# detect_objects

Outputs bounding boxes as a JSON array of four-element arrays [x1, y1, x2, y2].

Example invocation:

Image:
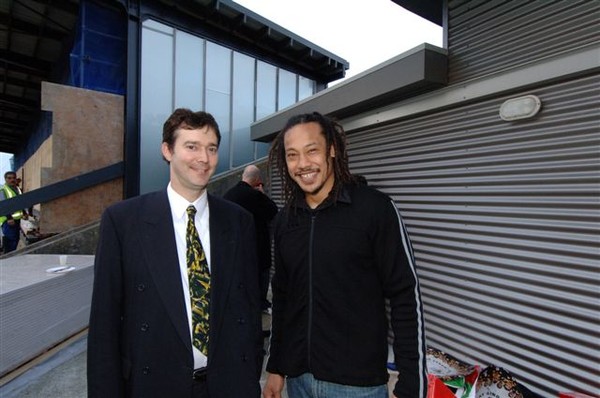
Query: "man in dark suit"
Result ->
[[87, 109, 262, 397], [223, 165, 278, 313]]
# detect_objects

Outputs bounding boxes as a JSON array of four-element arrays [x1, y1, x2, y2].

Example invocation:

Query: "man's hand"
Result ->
[[262, 373, 285, 398]]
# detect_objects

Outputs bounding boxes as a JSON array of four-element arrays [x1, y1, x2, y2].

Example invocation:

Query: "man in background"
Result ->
[[0, 171, 28, 253], [224, 165, 278, 314]]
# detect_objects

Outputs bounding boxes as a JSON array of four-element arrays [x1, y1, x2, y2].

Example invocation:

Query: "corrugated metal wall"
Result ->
[[345, 73, 599, 396], [447, 0, 600, 84]]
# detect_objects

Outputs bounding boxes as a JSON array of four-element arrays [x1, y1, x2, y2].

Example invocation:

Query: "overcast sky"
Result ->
[[233, 0, 443, 84]]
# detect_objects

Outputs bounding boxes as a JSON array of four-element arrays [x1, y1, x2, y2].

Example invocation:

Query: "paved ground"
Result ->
[[0, 254, 400, 397], [0, 313, 398, 398], [1, 339, 286, 398], [0, 315, 281, 398], [0, 335, 88, 398]]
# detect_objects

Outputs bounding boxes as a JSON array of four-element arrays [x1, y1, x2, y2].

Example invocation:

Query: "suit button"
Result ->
[[237, 317, 246, 324], [137, 283, 146, 292], [142, 366, 150, 375], [141, 323, 149, 331], [241, 355, 248, 362]]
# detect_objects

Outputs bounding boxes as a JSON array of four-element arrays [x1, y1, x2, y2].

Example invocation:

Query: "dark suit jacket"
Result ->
[[223, 181, 278, 269], [87, 190, 262, 397]]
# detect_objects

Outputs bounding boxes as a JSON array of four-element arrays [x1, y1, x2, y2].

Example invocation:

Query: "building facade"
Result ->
[[1, 0, 347, 232], [252, 1, 600, 396], [139, 18, 320, 192]]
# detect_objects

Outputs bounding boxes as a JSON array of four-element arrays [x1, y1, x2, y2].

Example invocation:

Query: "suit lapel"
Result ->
[[207, 194, 236, 359], [139, 191, 192, 354]]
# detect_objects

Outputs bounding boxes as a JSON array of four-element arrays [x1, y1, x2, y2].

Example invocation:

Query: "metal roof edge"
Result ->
[[250, 43, 448, 142], [218, 0, 349, 67], [340, 43, 600, 133], [142, 0, 348, 83]]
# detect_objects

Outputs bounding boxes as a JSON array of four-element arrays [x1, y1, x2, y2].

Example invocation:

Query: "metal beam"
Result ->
[[0, 117, 28, 128], [0, 93, 39, 109], [1, 75, 41, 90], [0, 11, 69, 42], [0, 131, 22, 140], [124, 1, 140, 198], [22, 0, 79, 17], [0, 162, 125, 217], [0, 49, 52, 77]]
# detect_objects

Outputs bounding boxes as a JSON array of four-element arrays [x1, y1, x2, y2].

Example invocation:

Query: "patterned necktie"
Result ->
[[186, 205, 210, 356]]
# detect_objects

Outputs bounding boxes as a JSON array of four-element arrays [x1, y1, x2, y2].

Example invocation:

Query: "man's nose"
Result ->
[[196, 148, 209, 162], [297, 153, 310, 168]]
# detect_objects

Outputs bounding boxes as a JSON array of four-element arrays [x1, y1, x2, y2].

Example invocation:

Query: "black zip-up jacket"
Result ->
[[266, 184, 428, 398]]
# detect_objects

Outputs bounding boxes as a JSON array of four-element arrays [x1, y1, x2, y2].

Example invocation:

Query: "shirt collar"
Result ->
[[294, 183, 353, 210], [167, 183, 208, 220]]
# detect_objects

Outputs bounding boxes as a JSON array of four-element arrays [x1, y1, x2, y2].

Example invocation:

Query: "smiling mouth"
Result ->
[[295, 170, 318, 182], [191, 165, 209, 173]]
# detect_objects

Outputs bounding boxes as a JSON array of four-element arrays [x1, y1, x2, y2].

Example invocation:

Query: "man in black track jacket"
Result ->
[[262, 112, 428, 398]]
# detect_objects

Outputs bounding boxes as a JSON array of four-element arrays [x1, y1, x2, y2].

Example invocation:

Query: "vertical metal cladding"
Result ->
[[346, 74, 600, 396], [447, 0, 600, 84], [263, 1, 599, 395]]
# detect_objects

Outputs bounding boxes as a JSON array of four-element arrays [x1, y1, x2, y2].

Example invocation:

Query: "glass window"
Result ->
[[298, 75, 315, 100], [143, 19, 173, 34], [256, 61, 277, 158], [206, 42, 231, 173], [256, 61, 276, 119], [277, 69, 297, 110], [175, 31, 204, 110], [140, 25, 173, 194], [206, 42, 231, 94], [232, 53, 255, 167]]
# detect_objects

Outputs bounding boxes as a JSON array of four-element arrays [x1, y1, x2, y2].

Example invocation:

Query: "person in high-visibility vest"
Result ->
[[0, 171, 28, 253]]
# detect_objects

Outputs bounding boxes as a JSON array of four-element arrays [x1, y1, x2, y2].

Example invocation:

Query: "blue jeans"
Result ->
[[1, 221, 20, 253], [286, 373, 388, 398]]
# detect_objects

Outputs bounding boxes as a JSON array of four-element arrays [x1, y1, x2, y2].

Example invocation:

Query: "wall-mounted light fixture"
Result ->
[[499, 95, 542, 121]]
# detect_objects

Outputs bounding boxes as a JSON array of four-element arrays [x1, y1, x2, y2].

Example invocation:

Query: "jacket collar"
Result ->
[[293, 183, 353, 210]]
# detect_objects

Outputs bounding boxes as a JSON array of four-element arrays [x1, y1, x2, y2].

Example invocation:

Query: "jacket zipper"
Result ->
[[307, 212, 316, 371]]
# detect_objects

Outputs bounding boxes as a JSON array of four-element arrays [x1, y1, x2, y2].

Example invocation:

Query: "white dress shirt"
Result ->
[[167, 183, 211, 369]]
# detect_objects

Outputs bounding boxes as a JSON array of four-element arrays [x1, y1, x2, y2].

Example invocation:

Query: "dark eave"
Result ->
[[0, 0, 79, 154], [251, 44, 448, 142], [390, 0, 443, 26]]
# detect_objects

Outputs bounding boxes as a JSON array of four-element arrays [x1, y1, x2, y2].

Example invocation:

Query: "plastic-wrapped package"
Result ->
[[427, 348, 480, 398]]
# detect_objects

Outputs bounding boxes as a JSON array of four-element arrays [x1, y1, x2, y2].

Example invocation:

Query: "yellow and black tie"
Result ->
[[186, 205, 210, 356]]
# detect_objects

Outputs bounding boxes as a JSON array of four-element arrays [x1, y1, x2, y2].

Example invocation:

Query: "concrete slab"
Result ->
[[0, 255, 94, 376]]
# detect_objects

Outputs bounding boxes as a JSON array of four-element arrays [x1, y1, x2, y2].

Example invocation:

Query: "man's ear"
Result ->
[[161, 142, 172, 162]]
